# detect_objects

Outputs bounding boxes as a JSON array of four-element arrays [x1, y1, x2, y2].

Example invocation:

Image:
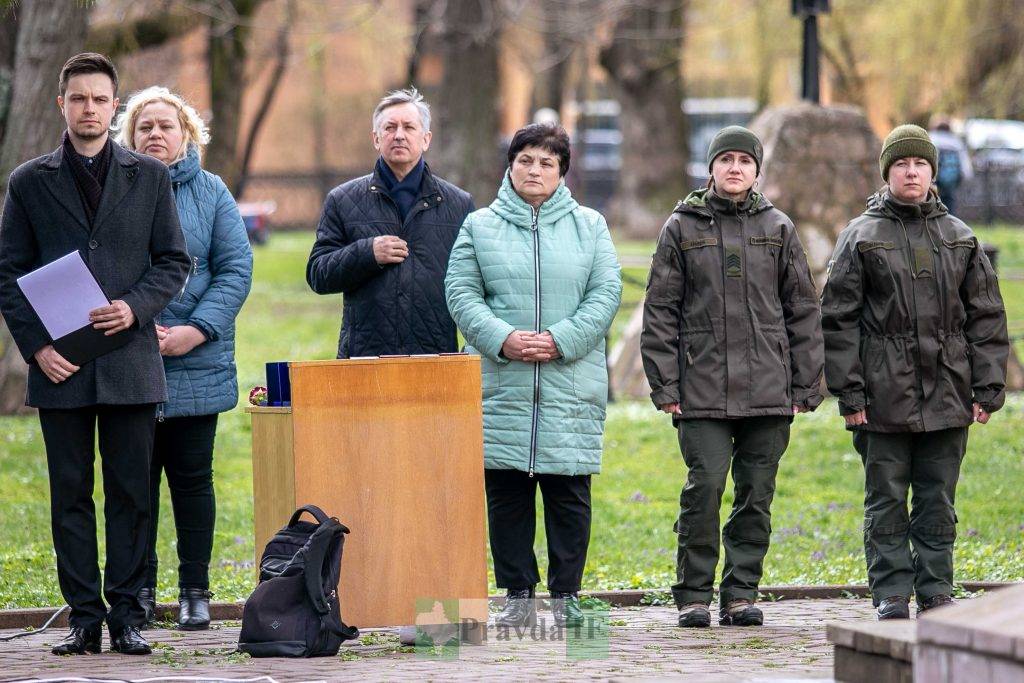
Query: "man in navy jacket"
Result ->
[[306, 88, 474, 357]]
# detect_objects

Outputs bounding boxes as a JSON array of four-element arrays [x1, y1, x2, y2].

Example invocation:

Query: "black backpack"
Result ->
[[238, 505, 359, 657]]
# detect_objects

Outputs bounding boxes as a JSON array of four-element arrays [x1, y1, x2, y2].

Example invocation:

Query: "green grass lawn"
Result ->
[[1, 227, 1022, 608]]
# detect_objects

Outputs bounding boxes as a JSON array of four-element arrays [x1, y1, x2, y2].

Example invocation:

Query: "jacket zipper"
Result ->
[[528, 206, 541, 478], [176, 256, 198, 302]]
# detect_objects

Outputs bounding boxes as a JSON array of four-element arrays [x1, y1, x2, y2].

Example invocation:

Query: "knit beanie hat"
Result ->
[[707, 126, 763, 174], [879, 124, 937, 181]]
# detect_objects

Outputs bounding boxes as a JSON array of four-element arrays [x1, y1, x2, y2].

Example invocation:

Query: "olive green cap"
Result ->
[[707, 126, 763, 174], [879, 124, 937, 181]]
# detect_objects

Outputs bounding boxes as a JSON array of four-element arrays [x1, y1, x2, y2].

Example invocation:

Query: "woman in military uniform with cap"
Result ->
[[641, 126, 824, 628], [821, 124, 1008, 620]]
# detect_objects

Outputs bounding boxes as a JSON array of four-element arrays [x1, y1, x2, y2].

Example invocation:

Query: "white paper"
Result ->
[[16, 251, 109, 339]]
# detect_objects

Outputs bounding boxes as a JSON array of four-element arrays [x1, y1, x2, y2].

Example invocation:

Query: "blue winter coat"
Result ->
[[445, 174, 622, 475], [158, 146, 253, 417]]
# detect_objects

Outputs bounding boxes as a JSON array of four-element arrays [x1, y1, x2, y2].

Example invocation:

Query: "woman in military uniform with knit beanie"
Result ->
[[821, 124, 1008, 620], [641, 126, 824, 628]]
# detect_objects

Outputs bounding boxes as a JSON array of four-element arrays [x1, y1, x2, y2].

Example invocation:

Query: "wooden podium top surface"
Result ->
[[289, 354, 478, 369]]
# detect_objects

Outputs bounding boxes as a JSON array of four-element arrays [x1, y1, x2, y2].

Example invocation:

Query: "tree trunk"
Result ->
[[599, 0, 688, 238], [0, 0, 89, 414], [205, 0, 263, 193], [433, 0, 503, 205]]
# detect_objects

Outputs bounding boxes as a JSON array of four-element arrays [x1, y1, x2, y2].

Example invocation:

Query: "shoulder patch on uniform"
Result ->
[[941, 237, 976, 249], [749, 235, 784, 247], [857, 240, 895, 253], [680, 237, 719, 251]]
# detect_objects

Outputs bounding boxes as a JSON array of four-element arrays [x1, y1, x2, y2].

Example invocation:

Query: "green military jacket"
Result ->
[[821, 190, 1008, 432], [641, 188, 824, 419]]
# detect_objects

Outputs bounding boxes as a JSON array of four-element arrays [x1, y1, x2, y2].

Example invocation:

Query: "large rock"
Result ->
[[749, 103, 881, 281]]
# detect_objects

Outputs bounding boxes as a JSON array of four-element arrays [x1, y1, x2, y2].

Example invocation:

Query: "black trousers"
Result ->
[[38, 404, 156, 632], [484, 468, 591, 593], [146, 414, 219, 590]]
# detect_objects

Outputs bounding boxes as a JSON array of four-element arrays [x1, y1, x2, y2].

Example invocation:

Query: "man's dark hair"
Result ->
[[59, 53, 118, 97], [507, 123, 571, 177]]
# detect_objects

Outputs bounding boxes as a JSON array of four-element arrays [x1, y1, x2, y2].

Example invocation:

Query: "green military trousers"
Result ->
[[853, 428, 968, 606], [672, 417, 791, 607]]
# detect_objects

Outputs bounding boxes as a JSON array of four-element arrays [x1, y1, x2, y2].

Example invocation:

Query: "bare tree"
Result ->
[[0, 0, 90, 414], [599, 0, 688, 237], [432, 0, 503, 205], [205, 0, 296, 195]]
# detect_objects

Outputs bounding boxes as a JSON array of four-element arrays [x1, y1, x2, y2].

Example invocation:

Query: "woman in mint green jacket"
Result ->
[[445, 123, 621, 629]]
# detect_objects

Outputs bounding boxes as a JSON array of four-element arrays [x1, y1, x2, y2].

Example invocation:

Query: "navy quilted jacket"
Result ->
[[307, 162, 474, 357], [158, 146, 253, 417]]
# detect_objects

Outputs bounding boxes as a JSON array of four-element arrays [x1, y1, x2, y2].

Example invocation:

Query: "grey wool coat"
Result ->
[[0, 141, 190, 409]]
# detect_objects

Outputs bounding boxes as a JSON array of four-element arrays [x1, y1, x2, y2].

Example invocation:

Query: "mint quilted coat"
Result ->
[[445, 173, 622, 475]]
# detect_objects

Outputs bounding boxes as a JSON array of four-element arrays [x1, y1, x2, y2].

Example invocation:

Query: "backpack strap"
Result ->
[[288, 505, 332, 527], [300, 519, 344, 615]]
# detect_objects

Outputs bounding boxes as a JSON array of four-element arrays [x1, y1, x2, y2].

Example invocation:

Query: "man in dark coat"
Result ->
[[0, 54, 189, 655], [306, 88, 474, 357], [821, 124, 1008, 621]]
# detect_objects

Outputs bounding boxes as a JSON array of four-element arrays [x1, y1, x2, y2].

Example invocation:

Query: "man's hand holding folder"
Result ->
[[34, 298, 135, 383]]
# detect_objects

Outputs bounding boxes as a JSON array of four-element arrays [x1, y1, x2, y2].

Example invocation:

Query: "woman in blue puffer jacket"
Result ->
[[116, 87, 253, 630]]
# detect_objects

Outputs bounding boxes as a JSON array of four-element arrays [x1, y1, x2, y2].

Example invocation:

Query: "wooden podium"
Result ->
[[247, 355, 488, 630]]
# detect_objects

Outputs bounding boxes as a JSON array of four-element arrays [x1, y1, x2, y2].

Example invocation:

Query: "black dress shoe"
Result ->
[[178, 588, 212, 631], [877, 595, 911, 620], [138, 586, 156, 628], [550, 591, 585, 628], [917, 594, 955, 615], [110, 625, 152, 655], [51, 625, 101, 655], [493, 587, 536, 627]]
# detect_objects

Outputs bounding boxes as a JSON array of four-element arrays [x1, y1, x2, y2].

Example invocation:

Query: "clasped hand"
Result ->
[[502, 330, 561, 363]]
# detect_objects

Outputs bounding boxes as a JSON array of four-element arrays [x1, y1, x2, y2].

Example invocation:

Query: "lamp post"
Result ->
[[792, 0, 830, 104]]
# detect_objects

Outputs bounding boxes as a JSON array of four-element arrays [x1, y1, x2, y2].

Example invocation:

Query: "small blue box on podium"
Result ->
[[266, 362, 291, 406]]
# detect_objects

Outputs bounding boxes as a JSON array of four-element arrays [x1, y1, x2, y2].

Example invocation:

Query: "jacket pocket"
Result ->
[[750, 329, 790, 409], [863, 335, 918, 426], [938, 332, 972, 415], [749, 235, 782, 289], [680, 329, 724, 411]]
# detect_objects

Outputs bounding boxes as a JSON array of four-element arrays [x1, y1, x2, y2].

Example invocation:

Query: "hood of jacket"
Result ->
[[168, 145, 203, 184], [863, 187, 948, 221], [674, 186, 775, 219], [489, 170, 579, 228]]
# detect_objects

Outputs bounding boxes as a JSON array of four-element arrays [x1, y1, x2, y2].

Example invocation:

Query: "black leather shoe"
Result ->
[[877, 596, 911, 620], [110, 625, 151, 655], [917, 594, 954, 615], [550, 591, 584, 628], [493, 587, 536, 627], [138, 586, 156, 628], [51, 625, 101, 655], [719, 599, 763, 626], [178, 588, 212, 631]]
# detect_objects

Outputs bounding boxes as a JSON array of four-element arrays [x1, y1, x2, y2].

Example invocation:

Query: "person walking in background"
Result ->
[[641, 126, 824, 629], [445, 123, 621, 629], [0, 53, 190, 655], [115, 87, 253, 631], [306, 88, 474, 357], [821, 124, 1008, 620], [929, 121, 973, 215]]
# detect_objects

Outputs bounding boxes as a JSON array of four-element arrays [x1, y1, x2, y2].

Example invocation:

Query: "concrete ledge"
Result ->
[[1, 581, 1017, 631]]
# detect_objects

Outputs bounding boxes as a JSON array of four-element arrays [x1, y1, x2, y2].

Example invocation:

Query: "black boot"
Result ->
[[877, 596, 910, 620], [677, 603, 711, 628], [110, 625, 152, 655], [719, 599, 763, 626], [493, 587, 536, 627], [550, 591, 584, 628], [51, 625, 102, 655], [178, 588, 212, 631], [138, 586, 157, 628]]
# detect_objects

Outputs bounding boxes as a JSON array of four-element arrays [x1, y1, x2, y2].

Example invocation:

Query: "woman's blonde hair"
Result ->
[[114, 86, 210, 161]]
